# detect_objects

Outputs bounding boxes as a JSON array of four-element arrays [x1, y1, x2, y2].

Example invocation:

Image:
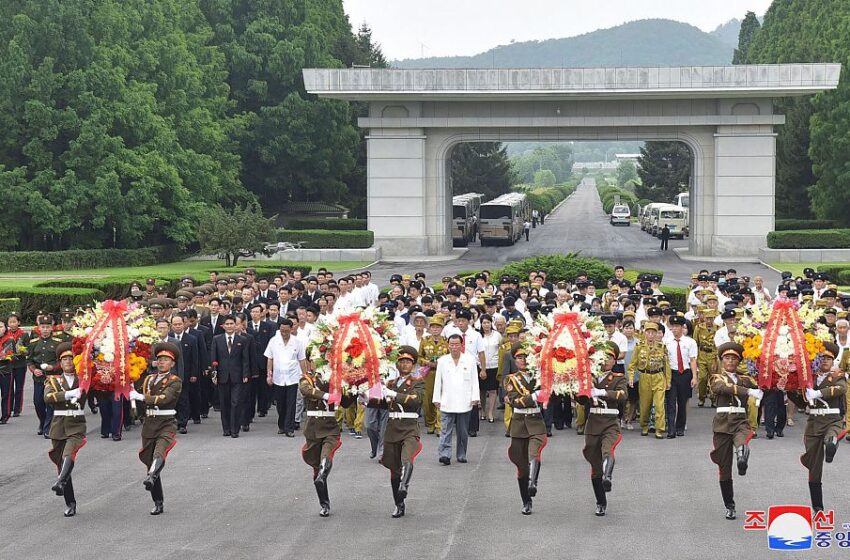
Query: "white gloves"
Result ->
[[321, 392, 330, 402], [806, 388, 822, 401], [64, 388, 81, 401], [746, 388, 764, 400], [591, 387, 607, 398], [383, 388, 398, 399], [129, 389, 145, 402]]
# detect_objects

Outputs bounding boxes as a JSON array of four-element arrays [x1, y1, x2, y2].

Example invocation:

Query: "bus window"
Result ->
[[480, 206, 511, 221], [453, 206, 467, 219], [660, 210, 684, 219]]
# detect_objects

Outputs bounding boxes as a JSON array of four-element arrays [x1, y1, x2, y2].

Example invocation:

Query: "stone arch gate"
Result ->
[[303, 65, 840, 259]]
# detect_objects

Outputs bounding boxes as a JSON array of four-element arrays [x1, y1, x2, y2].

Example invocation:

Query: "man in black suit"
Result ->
[[201, 298, 226, 337], [303, 276, 323, 304], [256, 278, 278, 305], [266, 302, 284, 327], [246, 304, 275, 419], [184, 309, 215, 416], [168, 314, 201, 433], [278, 286, 296, 316], [211, 316, 250, 438]]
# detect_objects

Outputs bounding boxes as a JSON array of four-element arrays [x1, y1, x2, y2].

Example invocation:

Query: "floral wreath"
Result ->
[[70, 300, 160, 396], [525, 305, 608, 406], [307, 306, 399, 401]]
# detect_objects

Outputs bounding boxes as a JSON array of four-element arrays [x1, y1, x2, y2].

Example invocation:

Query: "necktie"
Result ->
[[461, 334, 466, 354], [676, 339, 684, 372], [227, 336, 233, 352], [177, 334, 181, 342]]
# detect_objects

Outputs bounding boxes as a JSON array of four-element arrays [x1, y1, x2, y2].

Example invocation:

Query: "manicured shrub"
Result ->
[[276, 229, 374, 249], [0, 245, 184, 272], [286, 218, 367, 231], [774, 219, 837, 231], [767, 229, 850, 249]]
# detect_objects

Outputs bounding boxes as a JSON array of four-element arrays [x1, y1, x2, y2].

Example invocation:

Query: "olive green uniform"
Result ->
[[44, 375, 87, 467], [504, 370, 546, 513], [627, 342, 671, 437], [138, 371, 182, 468], [709, 371, 757, 481], [581, 372, 627, 478], [788, 375, 847, 483], [693, 323, 718, 404], [381, 375, 425, 476], [299, 373, 354, 471], [418, 334, 447, 433]]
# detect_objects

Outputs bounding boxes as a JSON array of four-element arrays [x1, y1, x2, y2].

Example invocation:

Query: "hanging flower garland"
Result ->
[[526, 305, 607, 407], [70, 301, 160, 397], [307, 306, 399, 402]]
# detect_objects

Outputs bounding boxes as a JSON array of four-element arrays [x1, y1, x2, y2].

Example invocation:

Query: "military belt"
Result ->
[[307, 410, 336, 417], [589, 408, 619, 415], [640, 369, 663, 374], [699, 346, 716, 353], [809, 408, 841, 416], [715, 406, 746, 414], [146, 409, 176, 416], [513, 408, 540, 415], [53, 410, 85, 417], [388, 412, 418, 419]]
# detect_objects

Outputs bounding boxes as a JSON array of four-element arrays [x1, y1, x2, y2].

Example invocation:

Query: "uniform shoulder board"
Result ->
[[614, 372, 624, 377]]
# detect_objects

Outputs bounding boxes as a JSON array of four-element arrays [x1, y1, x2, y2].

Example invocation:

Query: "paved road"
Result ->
[[0, 395, 846, 560], [368, 179, 780, 288]]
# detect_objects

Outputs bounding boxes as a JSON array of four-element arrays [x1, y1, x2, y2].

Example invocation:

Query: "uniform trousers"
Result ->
[[336, 403, 364, 432], [422, 370, 440, 433], [639, 372, 666, 435], [33, 381, 53, 433], [438, 410, 470, 461], [762, 389, 787, 435], [801, 418, 844, 482], [0, 372, 11, 420], [547, 394, 572, 429], [583, 427, 622, 478], [11, 366, 26, 414], [508, 434, 547, 478], [665, 369, 692, 435], [696, 355, 716, 402], [382, 437, 423, 477], [99, 396, 125, 438], [710, 422, 752, 481], [365, 407, 389, 456]]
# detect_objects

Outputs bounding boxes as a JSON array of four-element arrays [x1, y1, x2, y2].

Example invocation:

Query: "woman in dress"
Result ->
[[478, 315, 502, 423]]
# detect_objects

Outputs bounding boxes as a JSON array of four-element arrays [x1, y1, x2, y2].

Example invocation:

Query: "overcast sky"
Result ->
[[342, 0, 773, 60]]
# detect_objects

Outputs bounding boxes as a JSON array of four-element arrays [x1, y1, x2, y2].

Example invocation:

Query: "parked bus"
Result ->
[[639, 202, 667, 231], [479, 193, 530, 246], [452, 193, 483, 246], [674, 192, 689, 208], [650, 203, 688, 239]]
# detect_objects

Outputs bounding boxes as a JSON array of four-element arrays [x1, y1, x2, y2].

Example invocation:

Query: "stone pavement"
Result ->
[[0, 394, 846, 560]]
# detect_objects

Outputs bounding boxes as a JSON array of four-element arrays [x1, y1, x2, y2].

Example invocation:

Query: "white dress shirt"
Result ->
[[264, 334, 306, 386], [433, 353, 478, 413], [481, 330, 503, 369], [608, 330, 628, 364], [665, 335, 698, 371]]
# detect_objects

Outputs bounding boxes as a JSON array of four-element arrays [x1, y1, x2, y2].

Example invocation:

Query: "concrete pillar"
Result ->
[[367, 128, 430, 257], [711, 126, 776, 256]]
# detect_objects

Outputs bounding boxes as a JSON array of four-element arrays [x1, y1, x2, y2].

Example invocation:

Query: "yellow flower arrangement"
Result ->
[[742, 335, 762, 361], [127, 353, 148, 381], [805, 333, 825, 361]]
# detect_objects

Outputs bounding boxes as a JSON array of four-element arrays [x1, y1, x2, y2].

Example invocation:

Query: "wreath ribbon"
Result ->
[[328, 313, 382, 405], [539, 312, 593, 407], [757, 298, 811, 391], [79, 300, 130, 398]]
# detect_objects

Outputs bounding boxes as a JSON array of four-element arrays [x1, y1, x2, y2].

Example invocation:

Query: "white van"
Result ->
[[640, 203, 666, 231], [610, 204, 631, 226], [651, 203, 688, 238]]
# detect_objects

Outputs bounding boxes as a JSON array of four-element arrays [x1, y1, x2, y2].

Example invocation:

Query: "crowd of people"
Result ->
[[1, 264, 847, 519]]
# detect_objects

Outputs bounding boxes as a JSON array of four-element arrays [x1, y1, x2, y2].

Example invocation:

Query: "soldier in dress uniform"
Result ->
[[503, 345, 546, 515], [417, 316, 448, 435], [380, 346, 425, 518], [498, 320, 523, 437], [43, 342, 86, 517], [128, 342, 183, 515], [299, 369, 355, 517], [28, 315, 63, 437], [579, 343, 627, 516], [694, 308, 719, 407], [627, 322, 670, 438], [709, 342, 762, 520], [787, 342, 847, 512]]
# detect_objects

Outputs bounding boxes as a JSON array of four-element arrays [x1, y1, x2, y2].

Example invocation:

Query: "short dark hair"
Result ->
[[447, 333, 463, 343], [222, 315, 236, 324], [279, 318, 294, 328]]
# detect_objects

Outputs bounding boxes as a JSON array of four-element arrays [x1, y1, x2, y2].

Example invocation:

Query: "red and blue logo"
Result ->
[[767, 505, 813, 550]]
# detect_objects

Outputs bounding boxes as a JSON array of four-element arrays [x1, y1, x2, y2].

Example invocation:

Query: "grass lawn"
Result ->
[[0, 260, 372, 290]]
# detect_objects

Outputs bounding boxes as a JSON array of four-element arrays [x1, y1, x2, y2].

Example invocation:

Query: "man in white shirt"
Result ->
[[433, 334, 479, 465], [664, 316, 699, 439], [602, 315, 628, 372], [441, 309, 487, 437], [264, 319, 307, 437]]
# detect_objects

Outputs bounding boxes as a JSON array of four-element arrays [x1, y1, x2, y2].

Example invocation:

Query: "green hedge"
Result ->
[[0, 298, 20, 319], [0, 288, 104, 322], [36, 277, 171, 300], [816, 265, 847, 279], [661, 287, 689, 312], [496, 255, 613, 286], [514, 182, 577, 214], [596, 182, 638, 214], [287, 218, 367, 231], [0, 245, 183, 272], [775, 219, 837, 231], [767, 229, 850, 249], [276, 229, 374, 249]]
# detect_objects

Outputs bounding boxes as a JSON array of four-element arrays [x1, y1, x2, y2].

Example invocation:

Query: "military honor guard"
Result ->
[[503, 345, 547, 515], [787, 342, 847, 513], [580, 343, 627, 516], [627, 322, 670, 438], [128, 342, 183, 515], [43, 342, 86, 517], [299, 368, 354, 517], [380, 345, 425, 518], [709, 342, 762, 520]]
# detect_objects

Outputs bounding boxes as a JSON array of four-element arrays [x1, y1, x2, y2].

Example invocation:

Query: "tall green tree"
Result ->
[[200, 0, 360, 208], [635, 142, 690, 202], [451, 143, 515, 200], [510, 144, 573, 184], [732, 11, 761, 64], [0, 0, 248, 250], [197, 202, 276, 267], [616, 160, 639, 187]]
